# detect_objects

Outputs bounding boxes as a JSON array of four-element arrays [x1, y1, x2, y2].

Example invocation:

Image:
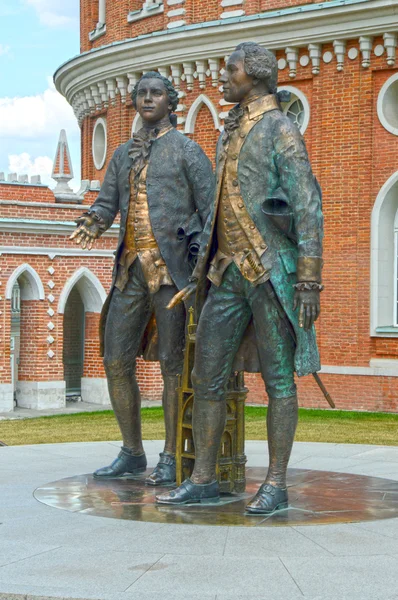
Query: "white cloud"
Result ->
[[8, 153, 53, 185], [0, 45, 11, 57], [24, 0, 78, 27], [0, 78, 80, 140]]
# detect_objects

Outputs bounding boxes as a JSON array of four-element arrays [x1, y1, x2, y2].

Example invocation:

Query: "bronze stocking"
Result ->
[[162, 374, 179, 456], [265, 394, 298, 488], [190, 398, 227, 484]]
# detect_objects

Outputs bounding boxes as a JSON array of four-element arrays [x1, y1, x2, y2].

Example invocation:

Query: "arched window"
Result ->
[[277, 85, 310, 134], [185, 94, 221, 134], [371, 172, 398, 335]]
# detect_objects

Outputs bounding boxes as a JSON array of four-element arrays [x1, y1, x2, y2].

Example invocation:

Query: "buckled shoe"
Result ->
[[246, 483, 288, 514], [146, 452, 176, 486], [156, 478, 220, 505], [93, 447, 147, 479]]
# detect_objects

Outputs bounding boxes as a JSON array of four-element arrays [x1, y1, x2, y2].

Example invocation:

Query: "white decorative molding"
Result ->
[[47, 280, 55, 289], [167, 19, 186, 29], [89, 0, 106, 40], [48, 294, 55, 303], [132, 113, 144, 135], [308, 43, 322, 74], [47, 308, 55, 317], [128, 2, 164, 23], [278, 58, 287, 70], [383, 33, 397, 66], [182, 62, 195, 91], [374, 44, 385, 57], [0, 246, 116, 259], [170, 64, 182, 89], [116, 76, 128, 103], [348, 47, 359, 60], [195, 60, 207, 89], [92, 118, 107, 170], [47, 350, 55, 359], [47, 322, 55, 331], [208, 58, 220, 87], [359, 35, 373, 67], [6, 264, 45, 301], [48, 266, 55, 275], [377, 72, 398, 136], [299, 54, 310, 67], [16, 381, 66, 410], [185, 94, 222, 134], [320, 363, 398, 377], [221, 9, 245, 19], [323, 50, 333, 63], [285, 47, 299, 78], [333, 39, 346, 71], [57, 267, 107, 314], [370, 170, 398, 335]]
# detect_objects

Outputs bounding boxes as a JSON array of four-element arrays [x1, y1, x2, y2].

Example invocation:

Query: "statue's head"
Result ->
[[220, 42, 278, 104], [131, 71, 179, 125]]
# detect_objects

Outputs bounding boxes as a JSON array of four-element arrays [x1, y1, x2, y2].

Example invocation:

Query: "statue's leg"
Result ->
[[156, 265, 251, 504], [146, 285, 185, 486], [246, 283, 297, 513], [94, 263, 152, 479]]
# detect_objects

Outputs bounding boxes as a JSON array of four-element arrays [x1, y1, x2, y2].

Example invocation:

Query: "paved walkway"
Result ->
[[0, 440, 397, 600]]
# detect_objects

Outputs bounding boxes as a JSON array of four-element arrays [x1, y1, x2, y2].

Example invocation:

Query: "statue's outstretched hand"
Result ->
[[293, 289, 320, 331], [167, 281, 197, 310], [70, 213, 104, 251]]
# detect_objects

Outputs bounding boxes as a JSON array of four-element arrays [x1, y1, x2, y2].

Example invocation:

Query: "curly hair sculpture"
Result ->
[[235, 42, 278, 94], [131, 71, 179, 112]]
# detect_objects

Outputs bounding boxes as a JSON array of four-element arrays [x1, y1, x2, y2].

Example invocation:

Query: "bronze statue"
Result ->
[[157, 43, 324, 512], [70, 72, 214, 486]]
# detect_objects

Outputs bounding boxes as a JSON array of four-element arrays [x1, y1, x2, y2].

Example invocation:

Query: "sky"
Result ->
[[0, 0, 81, 189]]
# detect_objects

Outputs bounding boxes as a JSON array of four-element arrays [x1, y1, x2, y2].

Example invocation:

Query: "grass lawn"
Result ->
[[0, 406, 397, 446]]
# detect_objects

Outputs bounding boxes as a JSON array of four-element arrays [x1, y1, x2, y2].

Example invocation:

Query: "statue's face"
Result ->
[[136, 78, 170, 124], [220, 50, 254, 104]]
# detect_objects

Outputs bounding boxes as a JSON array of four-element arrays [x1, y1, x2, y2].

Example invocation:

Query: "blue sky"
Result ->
[[0, 0, 81, 188]]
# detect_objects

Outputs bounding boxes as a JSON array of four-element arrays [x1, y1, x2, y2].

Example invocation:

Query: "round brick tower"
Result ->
[[52, 0, 398, 412]]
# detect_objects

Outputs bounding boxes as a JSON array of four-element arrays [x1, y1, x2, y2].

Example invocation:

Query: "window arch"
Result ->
[[58, 268, 106, 314], [277, 85, 310, 134], [6, 264, 45, 301], [185, 94, 221, 134], [131, 112, 144, 135], [371, 172, 398, 335]]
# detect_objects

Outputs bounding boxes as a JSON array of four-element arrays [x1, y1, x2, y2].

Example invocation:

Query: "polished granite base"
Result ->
[[34, 467, 398, 527]]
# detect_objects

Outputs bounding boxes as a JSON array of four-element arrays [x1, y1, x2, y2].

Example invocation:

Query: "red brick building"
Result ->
[[1, 0, 398, 413]]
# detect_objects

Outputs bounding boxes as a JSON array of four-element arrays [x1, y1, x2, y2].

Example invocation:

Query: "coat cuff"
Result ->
[[297, 256, 323, 283]]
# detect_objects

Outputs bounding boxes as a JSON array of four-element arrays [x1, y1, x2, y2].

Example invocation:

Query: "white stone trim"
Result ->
[[370, 171, 398, 335], [0, 384, 14, 413], [320, 363, 398, 377], [0, 246, 115, 259], [278, 85, 310, 134], [128, 2, 164, 23], [81, 378, 110, 405], [6, 264, 45, 301], [0, 218, 119, 237], [132, 113, 144, 135], [0, 200, 87, 210], [377, 72, 398, 136], [55, 0, 398, 109], [58, 267, 107, 314], [92, 118, 107, 170], [185, 94, 222, 134], [16, 381, 66, 410]]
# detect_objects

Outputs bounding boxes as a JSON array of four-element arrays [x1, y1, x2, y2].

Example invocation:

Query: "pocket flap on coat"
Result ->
[[279, 250, 297, 274], [185, 211, 203, 236]]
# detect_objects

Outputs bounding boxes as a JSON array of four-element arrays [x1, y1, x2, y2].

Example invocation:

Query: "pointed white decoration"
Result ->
[[47, 350, 55, 359], [47, 308, 55, 317], [106, 79, 117, 106], [47, 322, 55, 331], [116, 76, 128, 103], [51, 130, 79, 203], [127, 72, 139, 94], [308, 43, 322, 75], [47, 280, 55, 289], [47, 335, 55, 344], [48, 294, 55, 303], [48, 266, 55, 275], [196, 60, 207, 89]]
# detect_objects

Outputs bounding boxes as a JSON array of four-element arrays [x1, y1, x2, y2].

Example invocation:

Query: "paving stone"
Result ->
[[130, 554, 303, 597], [0, 547, 163, 594], [281, 555, 398, 596], [224, 524, 332, 557]]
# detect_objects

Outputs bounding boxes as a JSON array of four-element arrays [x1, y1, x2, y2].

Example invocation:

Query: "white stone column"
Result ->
[[98, 0, 106, 26]]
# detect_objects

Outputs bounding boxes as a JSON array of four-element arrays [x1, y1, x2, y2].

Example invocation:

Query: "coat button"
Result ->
[[250, 225, 255, 229], [240, 132, 245, 138], [231, 154, 238, 160], [238, 203, 244, 209], [261, 244, 266, 249], [232, 180, 239, 187]]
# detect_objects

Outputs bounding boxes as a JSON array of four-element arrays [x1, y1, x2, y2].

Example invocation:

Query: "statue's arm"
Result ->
[[273, 118, 324, 330], [70, 147, 122, 249]]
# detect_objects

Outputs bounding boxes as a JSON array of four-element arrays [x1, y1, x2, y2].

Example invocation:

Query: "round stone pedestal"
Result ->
[[34, 467, 398, 527]]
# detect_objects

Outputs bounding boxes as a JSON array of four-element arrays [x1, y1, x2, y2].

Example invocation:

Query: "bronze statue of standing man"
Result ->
[[71, 72, 214, 486], [157, 43, 324, 512]]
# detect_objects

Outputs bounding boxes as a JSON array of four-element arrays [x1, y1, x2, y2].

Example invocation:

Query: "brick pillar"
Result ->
[[81, 311, 110, 405]]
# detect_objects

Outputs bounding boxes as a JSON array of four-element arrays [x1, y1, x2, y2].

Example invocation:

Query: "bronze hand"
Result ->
[[293, 289, 320, 331]]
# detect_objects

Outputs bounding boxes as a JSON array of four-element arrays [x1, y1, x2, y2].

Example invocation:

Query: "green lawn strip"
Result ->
[[0, 407, 397, 447]]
